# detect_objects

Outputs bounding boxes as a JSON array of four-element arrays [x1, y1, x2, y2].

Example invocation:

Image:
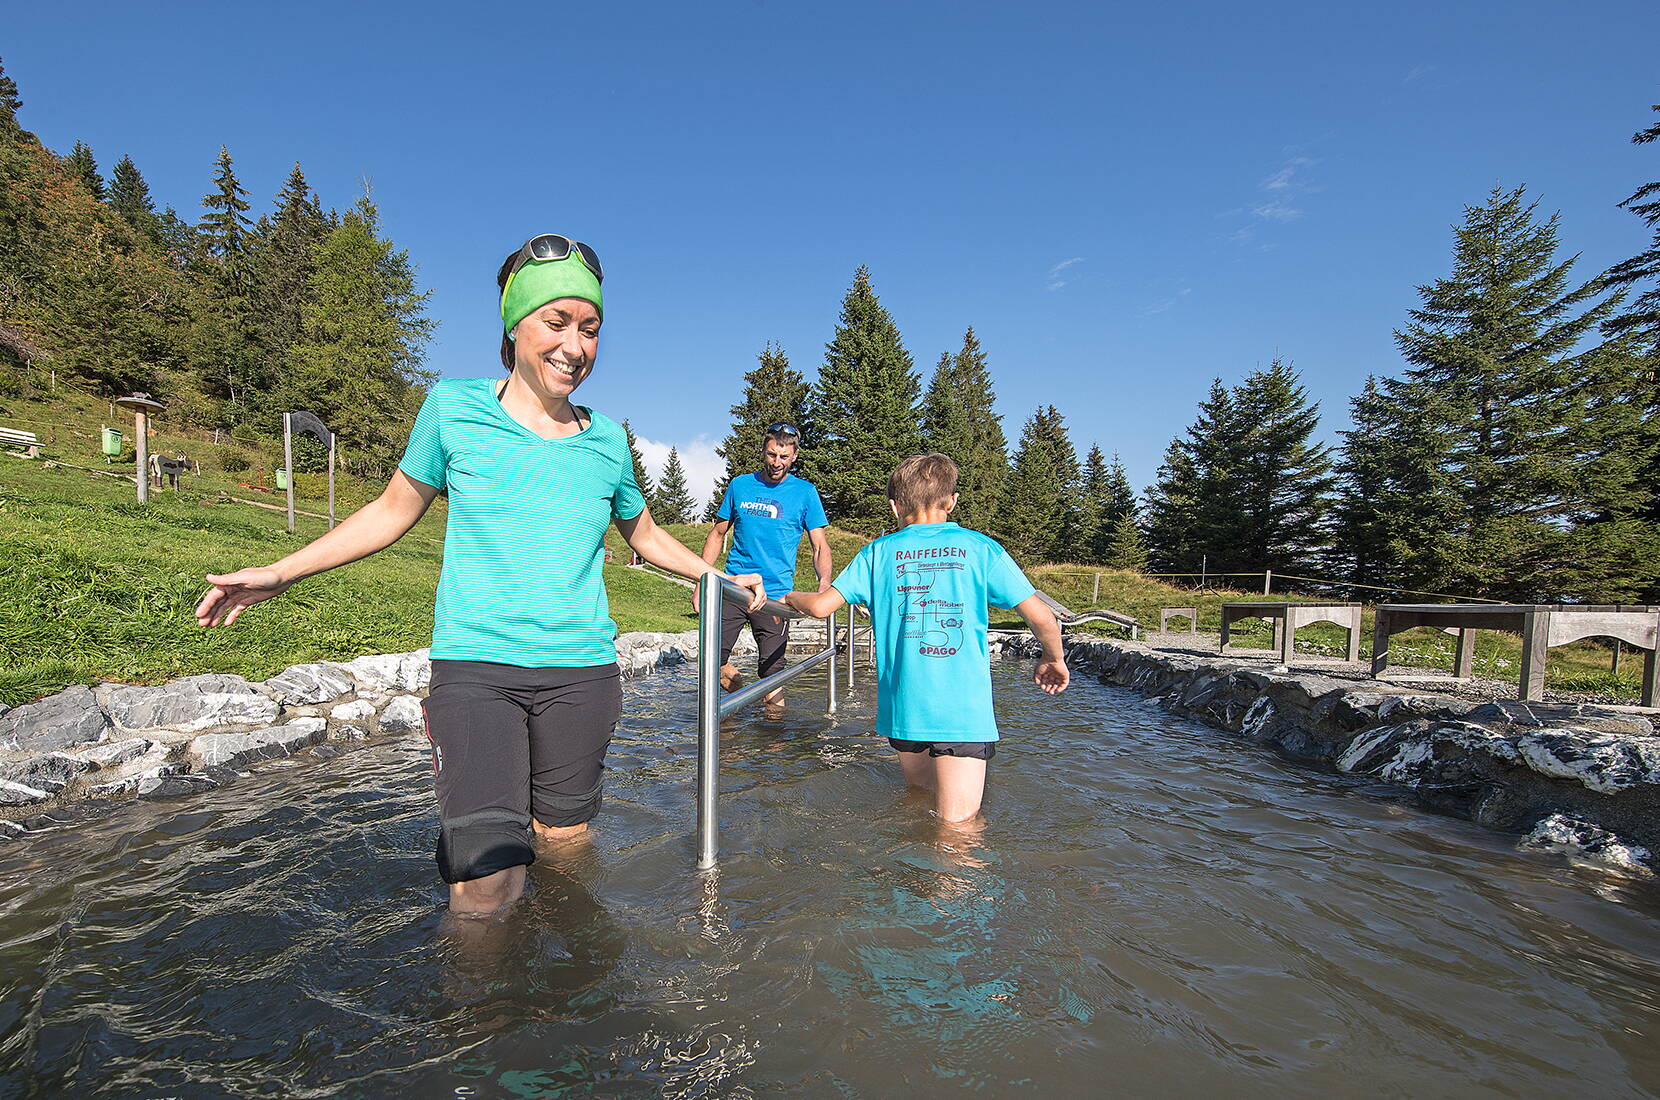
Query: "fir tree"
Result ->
[[1603, 103, 1660, 358], [1024, 405, 1083, 560], [715, 341, 811, 483], [248, 163, 329, 414], [622, 420, 657, 501], [1142, 379, 1241, 573], [1227, 358, 1334, 573], [0, 57, 23, 132], [64, 141, 105, 201], [999, 410, 1065, 562], [653, 447, 696, 524], [951, 327, 1009, 530], [702, 484, 725, 523], [1386, 185, 1652, 599], [284, 190, 435, 474], [108, 155, 161, 244], [1105, 512, 1149, 572], [1079, 446, 1138, 563], [199, 146, 252, 268], [921, 350, 973, 465], [808, 266, 922, 534]]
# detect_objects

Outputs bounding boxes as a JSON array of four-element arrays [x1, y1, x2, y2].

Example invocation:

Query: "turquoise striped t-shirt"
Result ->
[[398, 378, 647, 667]]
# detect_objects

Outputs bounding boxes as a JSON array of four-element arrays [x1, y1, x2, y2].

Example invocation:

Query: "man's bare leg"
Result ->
[[532, 820, 589, 846], [448, 865, 526, 916], [932, 756, 988, 822], [720, 662, 742, 691]]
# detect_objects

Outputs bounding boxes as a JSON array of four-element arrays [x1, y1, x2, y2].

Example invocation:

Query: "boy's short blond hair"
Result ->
[[888, 453, 959, 514]]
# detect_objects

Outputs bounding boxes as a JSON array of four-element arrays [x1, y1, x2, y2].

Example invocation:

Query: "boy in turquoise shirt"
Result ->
[[786, 454, 1068, 822]]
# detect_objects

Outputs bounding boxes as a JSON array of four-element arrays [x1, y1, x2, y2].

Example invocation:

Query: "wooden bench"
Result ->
[[1220, 601, 1362, 663], [1160, 606, 1199, 633], [0, 426, 41, 457], [1372, 603, 1660, 707]]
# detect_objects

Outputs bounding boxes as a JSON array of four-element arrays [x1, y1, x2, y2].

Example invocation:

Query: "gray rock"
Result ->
[[1516, 730, 1660, 794], [378, 695, 425, 734], [103, 676, 279, 734], [137, 774, 218, 800], [335, 650, 430, 693], [0, 779, 51, 806], [333, 724, 370, 741], [189, 718, 327, 768], [67, 738, 153, 770], [330, 699, 376, 723], [263, 663, 357, 706], [0, 686, 110, 752], [0, 753, 93, 794], [1521, 813, 1653, 876]]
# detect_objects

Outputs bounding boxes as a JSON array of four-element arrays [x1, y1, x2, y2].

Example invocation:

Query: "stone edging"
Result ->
[[0, 631, 715, 839], [988, 631, 1660, 876]]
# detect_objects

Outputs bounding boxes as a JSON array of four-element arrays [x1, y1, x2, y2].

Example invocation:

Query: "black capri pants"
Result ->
[[719, 602, 791, 681], [422, 659, 622, 884]]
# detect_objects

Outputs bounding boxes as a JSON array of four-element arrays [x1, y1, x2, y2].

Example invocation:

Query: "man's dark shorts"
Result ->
[[719, 602, 791, 681], [888, 738, 997, 761], [422, 659, 621, 884]]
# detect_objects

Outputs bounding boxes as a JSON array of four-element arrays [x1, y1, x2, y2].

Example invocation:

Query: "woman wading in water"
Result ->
[[195, 234, 765, 915]]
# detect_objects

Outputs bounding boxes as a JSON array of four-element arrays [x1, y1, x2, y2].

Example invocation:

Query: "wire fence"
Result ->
[[1043, 567, 1509, 607]]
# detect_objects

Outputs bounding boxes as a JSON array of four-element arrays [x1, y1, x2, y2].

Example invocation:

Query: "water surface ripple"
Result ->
[[2, 663, 1658, 1097]]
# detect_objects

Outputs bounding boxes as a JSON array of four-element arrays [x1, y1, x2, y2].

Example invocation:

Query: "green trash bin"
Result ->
[[275, 467, 289, 491], [101, 427, 122, 457]]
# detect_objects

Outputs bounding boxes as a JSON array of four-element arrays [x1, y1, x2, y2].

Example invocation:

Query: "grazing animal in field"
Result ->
[[148, 453, 194, 490]]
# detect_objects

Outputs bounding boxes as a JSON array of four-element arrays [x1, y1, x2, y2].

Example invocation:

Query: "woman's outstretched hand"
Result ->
[[196, 568, 292, 627]]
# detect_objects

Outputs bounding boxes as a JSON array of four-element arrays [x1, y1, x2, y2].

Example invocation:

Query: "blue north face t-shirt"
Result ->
[[716, 473, 829, 600], [831, 522, 1036, 741]]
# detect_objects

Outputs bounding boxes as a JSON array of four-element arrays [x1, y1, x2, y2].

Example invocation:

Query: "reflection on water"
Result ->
[[3, 663, 1660, 1097]]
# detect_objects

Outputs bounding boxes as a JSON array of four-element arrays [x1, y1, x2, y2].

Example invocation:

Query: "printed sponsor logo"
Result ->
[[921, 645, 959, 656], [738, 500, 781, 519]]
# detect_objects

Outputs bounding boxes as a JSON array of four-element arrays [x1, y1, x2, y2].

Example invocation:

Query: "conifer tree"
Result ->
[[1227, 358, 1334, 572], [1079, 446, 1138, 563], [1027, 405, 1083, 559], [248, 163, 329, 414], [950, 328, 1009, 530], [0, 57, 21, 132], [653, 447, 696, 523], [808, 266, 922, 534], [715, 341, 810, 484], [1142, 380, 1241, 573], [108, 155, 161, 244], [199, 146, 252, 266], [921, 351, 973, 460], [65, 141, 105, 201], [1603, 103, 1660, 359], [999, 410, 1065, 562], [284, 190, 435, 473], [622, 420, 657, 501], [1105, 512, 1149, 572], [702, 485, 725, 523], [1383, 185, 1652, 598]]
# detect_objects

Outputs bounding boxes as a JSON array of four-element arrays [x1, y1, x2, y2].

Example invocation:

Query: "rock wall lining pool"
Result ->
[[989, 631, 1660, 876], [3, 629, 1657, 878]]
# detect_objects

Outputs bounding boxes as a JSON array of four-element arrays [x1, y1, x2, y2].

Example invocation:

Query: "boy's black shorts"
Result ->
[[422, 659, 621, 884], [888, 738, 996, 761]]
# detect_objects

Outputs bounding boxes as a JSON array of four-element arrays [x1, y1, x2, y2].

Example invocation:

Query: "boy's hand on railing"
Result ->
[[1034, 659, 1070, 695]]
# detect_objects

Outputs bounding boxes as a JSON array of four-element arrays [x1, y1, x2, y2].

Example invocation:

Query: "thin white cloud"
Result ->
[[1227, 155, 1319, 242], [1403, 64, 1433, 85], [1046, 256, 1084, 291], [1143, 288, 1191, 315], [636, 432, 725, 515]]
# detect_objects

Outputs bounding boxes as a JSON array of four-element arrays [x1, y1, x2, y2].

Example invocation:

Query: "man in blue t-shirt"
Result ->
[[700, 425, 832, 705], [785, 453, 1068, 823]]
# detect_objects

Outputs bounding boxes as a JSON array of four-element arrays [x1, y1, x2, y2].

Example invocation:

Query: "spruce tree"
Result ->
[[808, 266, 922, 534], [108, 155, 161, 244], [1105, 512, 1149, 572], [65, 141, 105, 201], [622, 420, 657, 501], [1227, 358, 1334, 573], [951, 327, 1009, 530], [921, 350, 974, 465], [1603, 103, 1660, 358], [715, 341, 810, 483], [653, 447, 696, 523], [999, 410, 1065, 562], [1142, 380, 1241, 573], [199, 146, 252, 265], [1387, 185, 1651, 599], [248, 163, 329, 416], [1022, 405, 1083, 560], [284, 190, 435, 474], [0, 57, 21, 132], [1076, 445, 1110, 564]]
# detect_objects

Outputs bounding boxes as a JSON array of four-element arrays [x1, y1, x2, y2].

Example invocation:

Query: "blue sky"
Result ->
[[7, 1, 1657, 508]]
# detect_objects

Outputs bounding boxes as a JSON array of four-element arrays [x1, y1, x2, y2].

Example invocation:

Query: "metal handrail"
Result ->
[[696, 573, 848, 869]]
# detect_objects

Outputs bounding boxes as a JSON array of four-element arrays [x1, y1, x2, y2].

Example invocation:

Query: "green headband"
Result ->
[[500, 255, 604, 333]]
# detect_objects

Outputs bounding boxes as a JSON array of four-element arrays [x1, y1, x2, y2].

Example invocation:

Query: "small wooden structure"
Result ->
[[1220, 601, 1362, 664], [1160, 606, 1199, 633], [113, 393, 165, 503], [1033, 591, 1141, 640], [0, 426, 41, 457], [1371, 603, 1660, 707]]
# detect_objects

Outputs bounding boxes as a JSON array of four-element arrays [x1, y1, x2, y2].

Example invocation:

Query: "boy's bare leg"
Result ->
[[720, 662, 742, 691], [897, 751, 936, 791], [932, 756, 988, 822], [448, 865, 526, 916], [532, 820, 589, 845]]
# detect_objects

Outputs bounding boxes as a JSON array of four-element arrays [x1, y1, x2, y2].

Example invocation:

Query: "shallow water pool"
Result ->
[[3, 662, 1660, 1097]]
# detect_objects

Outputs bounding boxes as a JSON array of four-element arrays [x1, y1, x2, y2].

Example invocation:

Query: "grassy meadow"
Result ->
[[0, 385, 1644, 706]]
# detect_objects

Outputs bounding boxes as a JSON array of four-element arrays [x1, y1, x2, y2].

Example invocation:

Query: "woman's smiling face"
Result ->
[[511, 298, 601, 401]]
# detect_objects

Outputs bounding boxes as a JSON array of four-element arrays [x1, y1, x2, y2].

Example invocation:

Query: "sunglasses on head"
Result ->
[[508, 234, 604, 283], [767, 423, 800, 437]]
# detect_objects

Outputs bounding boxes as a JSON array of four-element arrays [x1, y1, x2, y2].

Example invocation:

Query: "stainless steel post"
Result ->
[[696, 573, 723, 870], [846, 607, 855, 692], [825, 610, 839, 714]]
